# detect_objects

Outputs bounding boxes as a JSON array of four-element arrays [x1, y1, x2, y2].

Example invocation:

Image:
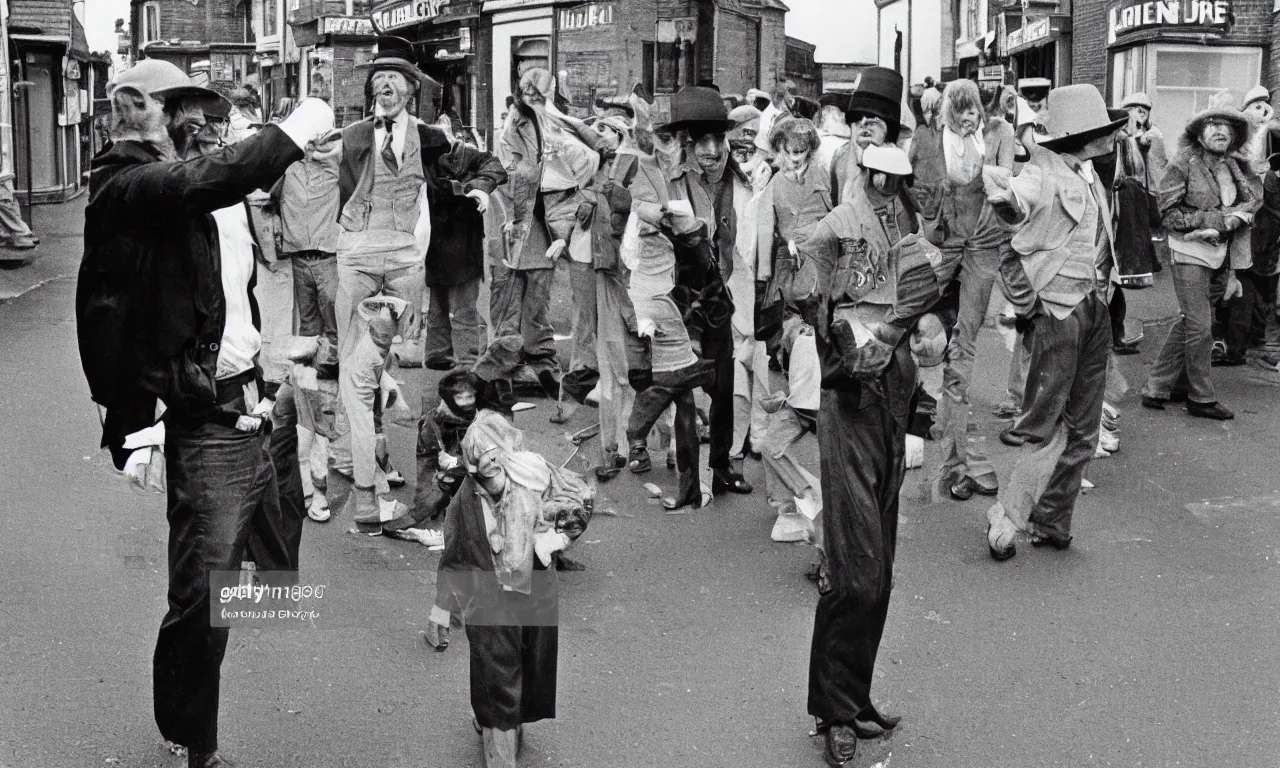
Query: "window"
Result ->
[[655, 18, 697, 93], [141, 2, 160, 44], [1111, 44, 1262, 143], [262, 0, 278, 37], [642, 42, 655, 99]]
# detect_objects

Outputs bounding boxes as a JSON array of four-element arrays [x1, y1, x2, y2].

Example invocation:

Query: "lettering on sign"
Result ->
[[1108, 0, 1232, 44], [559, 3, 615, 31], [372, 0, 446, 33], [1006, 16, 1052, 51], [323, 16, 374, 36]]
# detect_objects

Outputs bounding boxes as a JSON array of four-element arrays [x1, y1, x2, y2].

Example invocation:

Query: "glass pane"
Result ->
[[1150, 47, 1261, 142]]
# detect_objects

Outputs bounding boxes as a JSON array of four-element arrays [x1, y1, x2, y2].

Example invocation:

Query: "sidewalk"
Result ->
[[0, 194, 86, 302]]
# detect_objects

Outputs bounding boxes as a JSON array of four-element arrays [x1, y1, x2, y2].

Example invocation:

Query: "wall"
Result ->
[[1075, 0, 1274, 96], [910, 0, 941, 83]]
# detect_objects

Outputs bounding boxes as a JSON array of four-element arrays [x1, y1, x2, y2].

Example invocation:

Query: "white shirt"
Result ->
[[787, 332, 821, 412], [211, 205, 261, 379], [373, 108, 409, 163], [942, 125, 986, 178]]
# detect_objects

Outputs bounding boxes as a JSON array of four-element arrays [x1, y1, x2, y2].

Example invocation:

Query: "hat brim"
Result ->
[[1039, 110, 1128, 153], [370, 58, 424, 83], [137, 83, 230, 110], [655, 118, 735, 136]]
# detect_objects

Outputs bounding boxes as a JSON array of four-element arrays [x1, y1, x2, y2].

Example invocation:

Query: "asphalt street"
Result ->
[[2, 199, 1279, 768]]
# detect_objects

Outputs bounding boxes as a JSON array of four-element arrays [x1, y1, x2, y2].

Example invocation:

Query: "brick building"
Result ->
[[129, 0, 256, 88], [995, 0, 1072, 87], [1072, 0, 1271, 141], [785, 35, 819, 98], [290, 0, 378, 128]]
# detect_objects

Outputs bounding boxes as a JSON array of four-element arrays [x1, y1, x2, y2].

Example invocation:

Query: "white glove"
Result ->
[[534, 529, 570, 566], [637, 318, 657, 338], [466, 188, 490, 213], [545, 238, 567, 260], [294, 365, 319, 391], [251, 398, 274, 417], [277, 98, 336, 151], [123, 446, 165, 493]]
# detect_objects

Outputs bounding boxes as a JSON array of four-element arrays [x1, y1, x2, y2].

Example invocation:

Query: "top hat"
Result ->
[[1038, 85, 1128, 153], [657, 86, 735, 135], [844, 67, 903, 130], [369, 36, 423, 85], [791, 95, 821, 121]]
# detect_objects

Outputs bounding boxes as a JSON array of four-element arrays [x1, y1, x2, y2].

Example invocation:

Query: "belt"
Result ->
[[289, 249, 335, 260]]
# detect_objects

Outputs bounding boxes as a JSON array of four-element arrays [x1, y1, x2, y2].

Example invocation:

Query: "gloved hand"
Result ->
[[628, 367, 654, 392], [277, 98, 336, 151], [466, 188, 489, 213], [1225, 271, 1244, 301], [545, 238, 567, 260], [122, 423, 167, 493], [829, 319, 894, 380]]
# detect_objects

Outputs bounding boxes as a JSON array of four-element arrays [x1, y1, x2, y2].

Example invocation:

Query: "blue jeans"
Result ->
[[154, 418, 278, 753]]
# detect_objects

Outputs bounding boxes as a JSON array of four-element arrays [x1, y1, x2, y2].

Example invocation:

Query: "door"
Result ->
[[18, 52, 58, 192]]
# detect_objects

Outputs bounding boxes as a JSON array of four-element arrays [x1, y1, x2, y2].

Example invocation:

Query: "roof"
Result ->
[[8, 0, 73, 40], [69, 12, 90, 58]]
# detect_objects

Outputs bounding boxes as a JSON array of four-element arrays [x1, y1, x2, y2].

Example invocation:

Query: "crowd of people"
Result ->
[[77, 34, 1280, 768]]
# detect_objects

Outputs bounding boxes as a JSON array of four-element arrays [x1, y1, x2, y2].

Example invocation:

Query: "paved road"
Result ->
[[2, 211, 1279, 768]]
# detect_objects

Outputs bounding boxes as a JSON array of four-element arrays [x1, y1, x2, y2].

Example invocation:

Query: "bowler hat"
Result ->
[[657, 86, 735, 135], [844, 67, 903, 131], [1038, 85, 1127, 153]]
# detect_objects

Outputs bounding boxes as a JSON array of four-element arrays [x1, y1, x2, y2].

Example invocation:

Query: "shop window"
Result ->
[[1136, 45, 1261, 142], [655, 18, 697, 94], [141, 2, 160, 44], [642, 42, 655, 99]]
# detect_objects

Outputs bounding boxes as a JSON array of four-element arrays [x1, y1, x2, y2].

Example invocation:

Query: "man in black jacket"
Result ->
[[77, 59, 334, 768]]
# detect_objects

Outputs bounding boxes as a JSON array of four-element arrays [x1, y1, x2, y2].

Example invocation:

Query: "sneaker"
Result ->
[[771, 512, 815, 543], [1099, 427, 1119, 454], [1093, 443, 1112, 459], [307, 494, 331, 523]]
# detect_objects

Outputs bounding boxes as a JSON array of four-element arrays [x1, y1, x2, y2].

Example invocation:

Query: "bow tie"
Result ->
[[374, 116, 395, 130]]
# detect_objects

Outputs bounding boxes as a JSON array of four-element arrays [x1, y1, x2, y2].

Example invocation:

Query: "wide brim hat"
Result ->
[[843, 67, 903, 130], [1120, 91, 1152, 111], [1038, 85, 1128, 152], [110, 59, 228, 109], [1182, 96, 1253, 154], [657, 86, 734, 135]]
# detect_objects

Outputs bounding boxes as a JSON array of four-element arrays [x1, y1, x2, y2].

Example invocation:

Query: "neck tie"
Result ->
[[377, 116, 399, 174]]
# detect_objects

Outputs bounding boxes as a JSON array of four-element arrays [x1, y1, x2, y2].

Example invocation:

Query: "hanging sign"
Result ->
[[1108, 0, 1232, 45], [370, 0, 447, 33]]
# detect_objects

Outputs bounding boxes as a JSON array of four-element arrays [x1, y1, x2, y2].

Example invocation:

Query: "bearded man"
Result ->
[[334, 36, 505, 532], [78, 59, 334, 768]]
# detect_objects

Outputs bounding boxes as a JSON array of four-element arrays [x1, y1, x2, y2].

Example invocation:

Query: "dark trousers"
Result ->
[[155, 419, 278, 753], [247, 383, 304, 572], [477, 264, 558, 378], [808, 347, 915, 727], [1009, 293, 1110, 542], [1109, 286, 1126, 345], [699, 328, 735, 471], [627, 377, 700, 499], [1224, 270, 1277, 358], [289, 251, 338, 343], [425, 278, 483, 368]]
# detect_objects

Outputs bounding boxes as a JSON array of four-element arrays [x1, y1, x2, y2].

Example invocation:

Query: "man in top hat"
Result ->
[[982, 84, 1128, 561], [80, 58, 336, 767], [334, 35, 506, 532], [626, 85, 752, 506], [828, 67, 906, 205]]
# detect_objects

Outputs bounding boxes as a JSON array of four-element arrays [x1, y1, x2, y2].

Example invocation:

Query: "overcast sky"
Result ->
[[83, 0, 878, 65]]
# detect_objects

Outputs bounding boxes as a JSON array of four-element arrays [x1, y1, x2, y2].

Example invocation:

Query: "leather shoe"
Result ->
[[823, 724, 858, 766], [1169, 389, 1189, 403], [1140, 395, 1166, 410], [712, 467, 753, 495], [1000, 427, 1026, 446], [1187, 401, 1234, 420], [189, 752, 235, 768], [853, 713, 901, 738], [948, 476, 974, 501], [1030, 533, 1072, 550]]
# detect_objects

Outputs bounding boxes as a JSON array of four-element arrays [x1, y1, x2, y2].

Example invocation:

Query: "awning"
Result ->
[[1004, 15, 1071, 57]]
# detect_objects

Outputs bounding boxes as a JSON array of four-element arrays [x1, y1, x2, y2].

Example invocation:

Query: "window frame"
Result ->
[[141, 1, 160, 44]]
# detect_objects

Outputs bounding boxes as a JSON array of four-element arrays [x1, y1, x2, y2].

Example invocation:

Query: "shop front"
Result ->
[[482, 0, 556, 133], [368, 0, 482, 132], [1104, 0, 1268, 141], [999, 12, 1072, 87], [292, 14, 379, 127]]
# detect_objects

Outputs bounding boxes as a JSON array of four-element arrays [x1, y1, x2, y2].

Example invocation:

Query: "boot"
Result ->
[[662, 470, 703, 511]]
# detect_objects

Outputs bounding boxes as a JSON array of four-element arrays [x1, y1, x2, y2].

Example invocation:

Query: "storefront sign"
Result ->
[[1006, 16, 1050, 51], [371, 0, 447, 33], [978, 65, 1004, 82], [1108, 0, 1231, 44], [323, 17, 375, 36], [559, 3, 614, 31]]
